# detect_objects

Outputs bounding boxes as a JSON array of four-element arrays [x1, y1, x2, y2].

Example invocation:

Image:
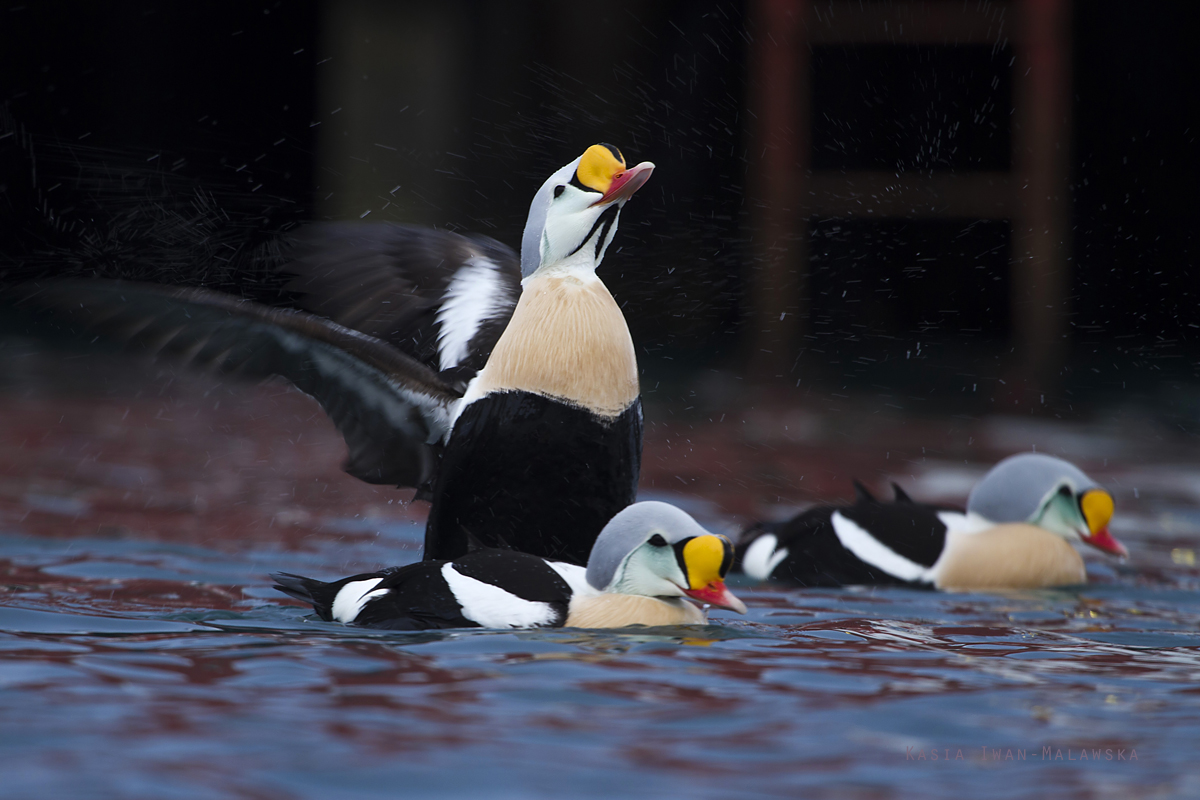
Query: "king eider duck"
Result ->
[[15, 144, 653, 566], [736, 453, 1128, 591], [271, 501, 747, 629]]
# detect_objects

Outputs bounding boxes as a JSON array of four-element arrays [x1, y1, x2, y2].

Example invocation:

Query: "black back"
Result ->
[[452, 549, 573, 606], [736, 485, 960, 587]]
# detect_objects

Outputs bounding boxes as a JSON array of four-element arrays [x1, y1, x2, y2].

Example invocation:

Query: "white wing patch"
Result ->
[[830, 512, 935, 584], [938, 511, 995, 535], [741, 534, 789, 580], [547, 561, 597, 598], [440, 564, 559, 628], [331, 578, 389, 623], [436, 256, 512, 372]]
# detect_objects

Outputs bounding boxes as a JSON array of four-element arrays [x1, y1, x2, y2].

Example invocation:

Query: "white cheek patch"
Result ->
[[537, 189, 614, 273], [331, 578, 389, 623], [440, 564, 559, 628], [436, 256, 513, 372], [741, 534, 789, 580], [610, 546, 686, 598], [831, 512, 934, 584]]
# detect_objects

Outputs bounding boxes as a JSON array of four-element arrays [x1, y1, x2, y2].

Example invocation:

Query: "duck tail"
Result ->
[[270, 572, 335, 620]]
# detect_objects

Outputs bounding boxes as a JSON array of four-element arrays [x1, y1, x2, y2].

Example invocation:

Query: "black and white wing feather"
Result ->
[[273, 565, 476, 630], [17, 280, 460, 489], [736, 488, 959, 587], [272, 548, 576, 630], [282, 223, 521, 389]]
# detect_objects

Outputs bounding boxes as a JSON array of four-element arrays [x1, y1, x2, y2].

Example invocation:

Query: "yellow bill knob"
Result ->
[[1081, 489, 1114, 534], [680, 534, 746, 614], [575, 143, 626, 194], [682, 534, 733, 590]]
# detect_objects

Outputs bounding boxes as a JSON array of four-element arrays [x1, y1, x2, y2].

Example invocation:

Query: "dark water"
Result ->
[[5, 515, 1200, 798], [3, 352, 1200, 798]]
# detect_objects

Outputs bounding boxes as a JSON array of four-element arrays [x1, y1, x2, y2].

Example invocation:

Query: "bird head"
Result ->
[[520, 143, 654, 279], [968, 453, 1127, 557], [1029, 483, 1125, 556], [585, 501, 746, 614]]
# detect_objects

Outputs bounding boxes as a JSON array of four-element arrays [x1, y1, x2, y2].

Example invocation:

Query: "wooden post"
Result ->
[[1011, 0, 1073, 394], [745, 0, 808, 382], [315, 1, 470, 224]]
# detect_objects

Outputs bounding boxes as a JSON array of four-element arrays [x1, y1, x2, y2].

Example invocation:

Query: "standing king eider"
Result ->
[[272, 501, 747, 630], [737, 453, 1128, 591], [13, 144, 653, 566]]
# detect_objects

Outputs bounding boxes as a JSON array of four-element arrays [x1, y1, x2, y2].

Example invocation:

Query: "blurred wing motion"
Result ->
[[283, 223, 521, 389], [17, 280, 461, 488]]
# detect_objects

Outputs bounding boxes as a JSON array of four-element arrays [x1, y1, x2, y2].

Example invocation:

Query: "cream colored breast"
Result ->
[[564, 593, 706, 628], [469, 274, 639, 418], [933, 523, 1086, 591]]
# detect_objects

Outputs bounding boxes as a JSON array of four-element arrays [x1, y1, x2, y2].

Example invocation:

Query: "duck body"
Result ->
[[275, 501, 746, 630], [425, 263, 642, 564], [933, 522, 1084, 590], [737, 454, 1126, 591], [425, 391, 641, 564], [738, 496, 1085, 590], [272, 554, 704, 630]]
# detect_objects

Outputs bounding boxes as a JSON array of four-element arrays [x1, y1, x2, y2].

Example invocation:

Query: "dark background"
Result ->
[[1, 1, 1197, 418]]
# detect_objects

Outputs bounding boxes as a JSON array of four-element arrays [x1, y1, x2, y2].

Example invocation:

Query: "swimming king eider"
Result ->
[[272, 501, 747, 629], [736, 453, 1127, 591], [15, 144, 653, 566]]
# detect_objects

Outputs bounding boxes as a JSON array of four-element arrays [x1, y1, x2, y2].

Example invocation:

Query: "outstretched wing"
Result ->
[[282, 223, 521, 389], [16, 280, 461, 489]]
